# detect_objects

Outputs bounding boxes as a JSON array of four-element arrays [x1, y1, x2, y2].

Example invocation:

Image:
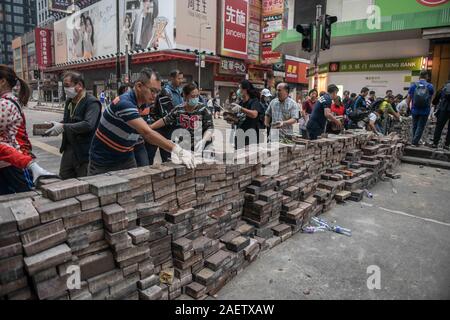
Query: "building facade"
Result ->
[[273, 0, 450, 95], [0, 0, 36, 66]]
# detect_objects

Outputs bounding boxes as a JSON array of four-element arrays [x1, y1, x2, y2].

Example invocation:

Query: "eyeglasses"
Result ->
[[139, 82, 161, 95]]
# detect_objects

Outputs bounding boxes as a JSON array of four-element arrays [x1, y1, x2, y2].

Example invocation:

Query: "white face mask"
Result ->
[[64, 87, 77, 99]]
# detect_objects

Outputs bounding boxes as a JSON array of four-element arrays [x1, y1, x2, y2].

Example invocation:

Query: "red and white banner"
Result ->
[[221, 0, 249, 59], [285, 60, 309, 84], [35, 28, 53, 68]]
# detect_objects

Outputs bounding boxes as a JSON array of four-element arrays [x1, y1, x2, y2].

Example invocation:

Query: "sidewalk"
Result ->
[[27, 101, 65, 113]]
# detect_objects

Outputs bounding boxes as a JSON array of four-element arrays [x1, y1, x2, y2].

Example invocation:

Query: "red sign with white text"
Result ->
[[285, 60, 309, 84], [222, 0, 249, 59], [35, 28, 53, 68]]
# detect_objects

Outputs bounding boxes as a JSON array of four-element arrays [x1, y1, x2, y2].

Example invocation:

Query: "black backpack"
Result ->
[[413, 82, 431, 109]]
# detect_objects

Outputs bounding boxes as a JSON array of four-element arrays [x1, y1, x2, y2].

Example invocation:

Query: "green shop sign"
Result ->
[[307, 57, 425, 77], [339, 57, 425, 72]]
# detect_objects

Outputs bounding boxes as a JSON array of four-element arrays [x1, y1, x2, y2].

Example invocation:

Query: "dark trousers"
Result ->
[[412, 114, 428, 145], [433, 109, 450, 146], [146, 142, 171, 165], [0, 166, 34, 195], [147, 128, 172, 165], [88, 156, 137, 176], [134, 143, 150, 167], [59, 146, 88, 179], [307, 123, 324, 140]]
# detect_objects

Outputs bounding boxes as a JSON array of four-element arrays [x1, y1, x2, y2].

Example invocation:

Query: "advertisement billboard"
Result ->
[[48, 0, 72, 12], [221, 0, 249, 60], [285, 59, 308, 84], [175, 0, 217, 54], [248, 0, 262, 63], [261, 0, 284, 64], [54, 0, 125, 64], [123, 0, 175, 51], [54, 0, 177, 64]]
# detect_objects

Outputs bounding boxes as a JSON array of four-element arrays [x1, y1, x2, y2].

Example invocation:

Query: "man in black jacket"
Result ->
[[45, 71, 101, 179], [432, 81, 450, 150]]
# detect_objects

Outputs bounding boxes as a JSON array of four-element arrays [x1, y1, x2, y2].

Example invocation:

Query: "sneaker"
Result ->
[[431, 144, 438, 149], [444, 145, 449, 151], [410, 144, 419, 147]]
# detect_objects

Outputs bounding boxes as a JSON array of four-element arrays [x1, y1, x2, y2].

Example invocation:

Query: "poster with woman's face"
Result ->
[[65, 0, 119, 61]]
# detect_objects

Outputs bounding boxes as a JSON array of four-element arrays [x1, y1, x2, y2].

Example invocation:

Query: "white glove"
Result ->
[[194, 140, 206, 154], [171, 145, 196, 169], [45, 121, 64, 136], [27, 161, 56, 183], [231, 103, 242, 114]]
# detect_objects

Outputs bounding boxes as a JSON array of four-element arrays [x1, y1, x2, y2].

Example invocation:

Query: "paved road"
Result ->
[[24, 108, 235, 175], [25, 109, 63, 174], [217, 164, 450, 300]]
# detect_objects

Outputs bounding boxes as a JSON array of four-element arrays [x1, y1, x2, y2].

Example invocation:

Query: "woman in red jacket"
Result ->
[[0, 65, 54, 194], [331, 96, 345, 116]]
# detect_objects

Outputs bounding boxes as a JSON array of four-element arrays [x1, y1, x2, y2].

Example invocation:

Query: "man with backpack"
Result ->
[[432, 80, 450, 150], [406, 70, 434, 147]]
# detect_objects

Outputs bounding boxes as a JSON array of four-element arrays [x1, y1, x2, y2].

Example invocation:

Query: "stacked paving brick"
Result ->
[[0, 131, 405, 300]]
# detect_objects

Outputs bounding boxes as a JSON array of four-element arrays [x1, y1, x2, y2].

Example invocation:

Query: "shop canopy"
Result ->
[[272, 7, 450, 60]]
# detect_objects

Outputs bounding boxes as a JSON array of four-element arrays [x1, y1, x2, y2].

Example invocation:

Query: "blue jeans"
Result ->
[[412, 114, 428, 145], [134, 142, 150, 167]]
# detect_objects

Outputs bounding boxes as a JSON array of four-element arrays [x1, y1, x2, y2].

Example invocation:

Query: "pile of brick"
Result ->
[[0, 131, 405, 300]]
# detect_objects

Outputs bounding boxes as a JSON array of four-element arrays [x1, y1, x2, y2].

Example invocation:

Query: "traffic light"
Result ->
[[296, 23, 314, 53], [33, 70, 40, 80], [321, 15, 338, 50]]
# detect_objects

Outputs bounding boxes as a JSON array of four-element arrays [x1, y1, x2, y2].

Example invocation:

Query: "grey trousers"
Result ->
[[59, 146, 88, 179]]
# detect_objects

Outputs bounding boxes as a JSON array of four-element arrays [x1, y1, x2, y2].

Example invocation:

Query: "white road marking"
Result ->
[[30, 139, 62, 157], [361, 202, 450, 227]]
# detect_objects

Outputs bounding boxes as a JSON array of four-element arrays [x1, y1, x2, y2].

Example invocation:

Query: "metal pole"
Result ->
[[116, 0, 121, 93], [198, 24, 202, 91], [314, 5, 322, 90], [125, 43, 129, 83], [37, 68, 41, 106]]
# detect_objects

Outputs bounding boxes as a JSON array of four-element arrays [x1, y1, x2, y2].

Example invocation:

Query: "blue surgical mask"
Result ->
[[188, 97, 199, 107]]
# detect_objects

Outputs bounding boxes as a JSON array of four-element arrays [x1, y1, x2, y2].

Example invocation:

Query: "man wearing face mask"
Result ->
[[45, 71, 101, 179], [265, 83, 300, 137], [88, 68, 196, 175]]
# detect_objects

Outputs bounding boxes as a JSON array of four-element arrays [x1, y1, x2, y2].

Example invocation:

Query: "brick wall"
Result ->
[[0, 131, 405, 300]]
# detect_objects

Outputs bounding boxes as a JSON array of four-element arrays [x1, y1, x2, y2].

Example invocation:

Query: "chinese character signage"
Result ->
[[176, 0, 217, 53], [285, 59, 308, 84], [221, 0, 249, 59], [261, 0, 284, 64], [247, 0, 261, 63], [219, 57, 248, 75], [35, 28, 53, 68], [48, 0, 72, 12]]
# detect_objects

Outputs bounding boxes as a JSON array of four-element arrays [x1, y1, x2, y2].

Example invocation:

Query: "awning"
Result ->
[[273, 7, 450, 58]]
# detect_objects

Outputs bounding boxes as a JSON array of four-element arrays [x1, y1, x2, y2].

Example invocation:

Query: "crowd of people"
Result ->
[[0, 63, 449, 195]]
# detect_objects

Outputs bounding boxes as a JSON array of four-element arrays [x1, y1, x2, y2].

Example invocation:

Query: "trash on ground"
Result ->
[[310, 217, 352, 237], [364, 189, 373, 199]]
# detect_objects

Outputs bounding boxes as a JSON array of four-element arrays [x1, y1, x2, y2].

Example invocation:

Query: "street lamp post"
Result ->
[[116, 0, 122, 93], [198, 22, 211, 91]]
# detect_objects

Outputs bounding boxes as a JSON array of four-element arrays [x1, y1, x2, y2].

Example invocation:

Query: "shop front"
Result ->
[[307, 57, 428, 97]]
